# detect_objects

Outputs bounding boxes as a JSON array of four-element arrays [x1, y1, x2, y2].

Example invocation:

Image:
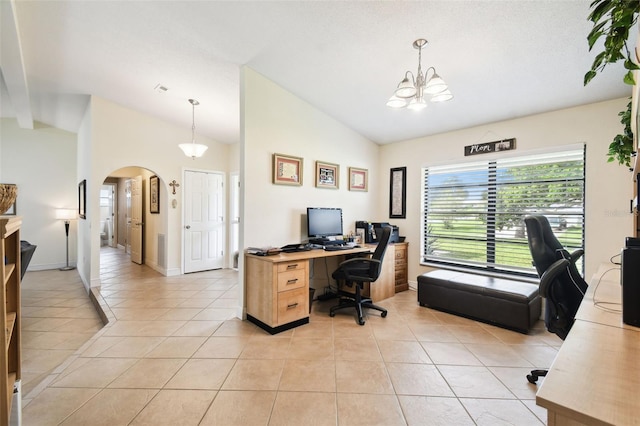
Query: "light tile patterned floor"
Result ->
[[21, 247, 560, 425]]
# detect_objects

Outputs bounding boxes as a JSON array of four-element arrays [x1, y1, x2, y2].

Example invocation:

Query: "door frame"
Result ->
[[181, 167, 227, 274]]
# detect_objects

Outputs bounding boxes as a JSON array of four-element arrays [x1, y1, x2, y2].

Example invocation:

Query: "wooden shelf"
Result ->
[[1, 216, 21, 423], [3, 263, 15, 286], [5, 312, 16, 347]]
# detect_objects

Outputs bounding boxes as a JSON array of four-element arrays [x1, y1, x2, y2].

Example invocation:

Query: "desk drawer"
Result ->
[[277, 268, 307, 292], [277, 287, 308, 324], [395, 247, 407, 260], [277, 261, 305, 273]]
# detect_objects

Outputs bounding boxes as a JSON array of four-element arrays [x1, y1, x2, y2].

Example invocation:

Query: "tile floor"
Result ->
[[20, 247, 560, 425]]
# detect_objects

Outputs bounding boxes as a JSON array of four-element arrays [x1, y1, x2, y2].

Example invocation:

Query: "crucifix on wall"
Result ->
[[169, 180, 180, 195]]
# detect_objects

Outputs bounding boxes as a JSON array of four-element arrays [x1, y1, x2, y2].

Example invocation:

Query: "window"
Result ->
[[421, 146, 585, 277]]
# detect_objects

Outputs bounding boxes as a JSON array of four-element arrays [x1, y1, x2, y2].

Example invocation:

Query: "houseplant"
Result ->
[[585, 0, 640, 168]]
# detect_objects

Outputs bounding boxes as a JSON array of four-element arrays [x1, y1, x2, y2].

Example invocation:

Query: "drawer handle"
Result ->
[[287, 279, 298, 285], [287, 302, 299, 309], [287, 264, 298, 269]]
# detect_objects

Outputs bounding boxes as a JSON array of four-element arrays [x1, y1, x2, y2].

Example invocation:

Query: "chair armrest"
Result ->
[[539, 258, 570, 298], [569, 249, 584, 263]]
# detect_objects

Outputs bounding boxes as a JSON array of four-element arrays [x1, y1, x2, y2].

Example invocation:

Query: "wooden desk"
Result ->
[[245, 245, 399, 334], [536, 263, 640, 425]]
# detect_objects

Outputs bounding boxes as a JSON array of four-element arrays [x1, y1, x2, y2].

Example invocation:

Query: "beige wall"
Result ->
[[241, 68, 379, 248], [0, 119, 77, 270], [240, 67, 380, 304], [379, 97, 633, 284]]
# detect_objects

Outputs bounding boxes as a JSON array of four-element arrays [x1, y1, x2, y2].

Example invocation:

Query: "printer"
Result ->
[[356, 221, 400, 244], [372, 222, 400, 243]]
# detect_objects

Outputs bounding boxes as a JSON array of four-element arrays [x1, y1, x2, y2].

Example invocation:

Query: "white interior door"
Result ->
[[184, 170, 225, 273], [130, 175, 143, 264]]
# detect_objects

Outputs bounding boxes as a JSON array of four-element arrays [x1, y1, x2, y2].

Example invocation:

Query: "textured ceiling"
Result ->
[[0, 0, 631, 145]]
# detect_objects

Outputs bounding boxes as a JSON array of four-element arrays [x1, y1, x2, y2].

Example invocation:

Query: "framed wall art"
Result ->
[[315, 161, 339, 189], [78, 179, 86, 219], [150, 175, 160, 214], [389, 166, 406, 218], [273, 153, 303, 186], [348, 167, 368, 192]]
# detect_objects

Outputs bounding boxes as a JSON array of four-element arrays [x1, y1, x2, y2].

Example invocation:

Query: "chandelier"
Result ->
[[179, 99, 208, 159], [386, 39, 453, 110]]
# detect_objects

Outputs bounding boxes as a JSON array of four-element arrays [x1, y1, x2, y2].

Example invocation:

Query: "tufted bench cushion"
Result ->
[[417, 270, 541, 333]]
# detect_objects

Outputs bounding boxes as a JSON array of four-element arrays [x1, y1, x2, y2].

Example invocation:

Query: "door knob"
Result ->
[[186, 225, 191, 229]]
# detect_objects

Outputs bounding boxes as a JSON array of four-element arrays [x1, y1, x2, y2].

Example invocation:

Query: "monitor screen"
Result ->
[[307, 207, 343, 238]]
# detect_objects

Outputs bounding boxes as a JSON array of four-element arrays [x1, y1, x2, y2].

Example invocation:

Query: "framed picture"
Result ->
[[150, 175, 160, 214], [315, 161, 339, 189], [389, 167, 406, 218], [273, 153, 303, 186], [348, 167, 368, 191], [78, 179, 86, 219]]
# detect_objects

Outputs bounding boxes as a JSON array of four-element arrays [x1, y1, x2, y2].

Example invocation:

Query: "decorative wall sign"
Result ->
[[273, 153, 303, 186], [349, 167, 368, 191], [389, 167, 406, 218], [315, 161, 339, 189], [78, 179, 86, 219], [150, 175, 160, 214], [464, 138, 516, 156]]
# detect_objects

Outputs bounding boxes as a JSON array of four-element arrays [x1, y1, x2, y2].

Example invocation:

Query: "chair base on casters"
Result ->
[[527, 369, 547, 384], [329, 285, 387, 325]]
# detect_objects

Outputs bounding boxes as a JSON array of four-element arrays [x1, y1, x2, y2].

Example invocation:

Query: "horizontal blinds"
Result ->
[[422, 147, 585, 276]]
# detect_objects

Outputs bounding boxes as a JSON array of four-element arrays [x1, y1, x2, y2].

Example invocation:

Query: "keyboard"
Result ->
[[324, 245, 356, 251]]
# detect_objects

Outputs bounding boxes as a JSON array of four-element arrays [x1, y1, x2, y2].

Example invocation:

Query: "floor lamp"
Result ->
[[56, 208, 77, 271]]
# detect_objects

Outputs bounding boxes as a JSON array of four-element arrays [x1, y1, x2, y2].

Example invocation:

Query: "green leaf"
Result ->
[[624, 58, 640, 71], [584, 70, 598, 85], [623, 70, 636, 85], [589, 0, 614, 23]]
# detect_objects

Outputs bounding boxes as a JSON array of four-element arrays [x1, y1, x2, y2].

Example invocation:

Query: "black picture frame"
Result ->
[[78, 179, 86, 219], [150, 175, 160, 214], [389, 167, 406, 219]]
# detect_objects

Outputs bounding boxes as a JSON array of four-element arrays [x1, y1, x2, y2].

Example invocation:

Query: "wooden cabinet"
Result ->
[[393, 242, 408, 293], [1, 216, 21, 423], [245, 255, 310, 334]]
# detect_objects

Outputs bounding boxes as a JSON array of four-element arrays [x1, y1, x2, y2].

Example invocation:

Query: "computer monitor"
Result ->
[[307, 207, 343, 241]]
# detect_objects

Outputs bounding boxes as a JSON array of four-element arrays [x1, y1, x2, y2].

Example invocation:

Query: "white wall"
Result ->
[[241, 67, 379, 303], [242, 68, 378, 248], [379, 98, 633, 283], [78, 96, 232, 287], [0, 118, 78, 270]]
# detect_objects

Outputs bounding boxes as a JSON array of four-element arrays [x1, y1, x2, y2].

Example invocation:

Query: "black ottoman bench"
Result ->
[[417, 270, 541, 333]]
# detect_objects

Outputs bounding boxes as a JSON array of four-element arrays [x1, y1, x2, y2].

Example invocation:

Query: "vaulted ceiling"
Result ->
[[0, 0, 631, 145]]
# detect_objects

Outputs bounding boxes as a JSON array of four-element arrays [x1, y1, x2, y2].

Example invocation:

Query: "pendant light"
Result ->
[[386, 39, 453, 109], [179, 99, 208, 159]]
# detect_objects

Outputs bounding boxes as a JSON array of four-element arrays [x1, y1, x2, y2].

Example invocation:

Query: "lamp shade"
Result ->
[[394, 77, 417, 98], [424, 73, 448, 94], [179, 143, 209, 158], [386, 95, 408, 109], [431, 89, 453, 102], [407, 98, 428, 111], [56, 208, 77, 221]]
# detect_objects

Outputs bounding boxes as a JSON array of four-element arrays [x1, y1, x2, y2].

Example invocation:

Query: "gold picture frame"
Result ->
[[273, 153, 303, 186], [348, 167, 368, 192], [315, 161, 339, 189]]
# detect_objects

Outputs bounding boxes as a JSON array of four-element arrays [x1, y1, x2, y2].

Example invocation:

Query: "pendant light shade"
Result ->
[[179, 99, 208, 159]]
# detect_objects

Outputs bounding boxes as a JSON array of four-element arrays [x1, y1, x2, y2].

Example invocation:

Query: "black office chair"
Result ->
[[329, 226, 392, 325], [524, 215, 588, 384]]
